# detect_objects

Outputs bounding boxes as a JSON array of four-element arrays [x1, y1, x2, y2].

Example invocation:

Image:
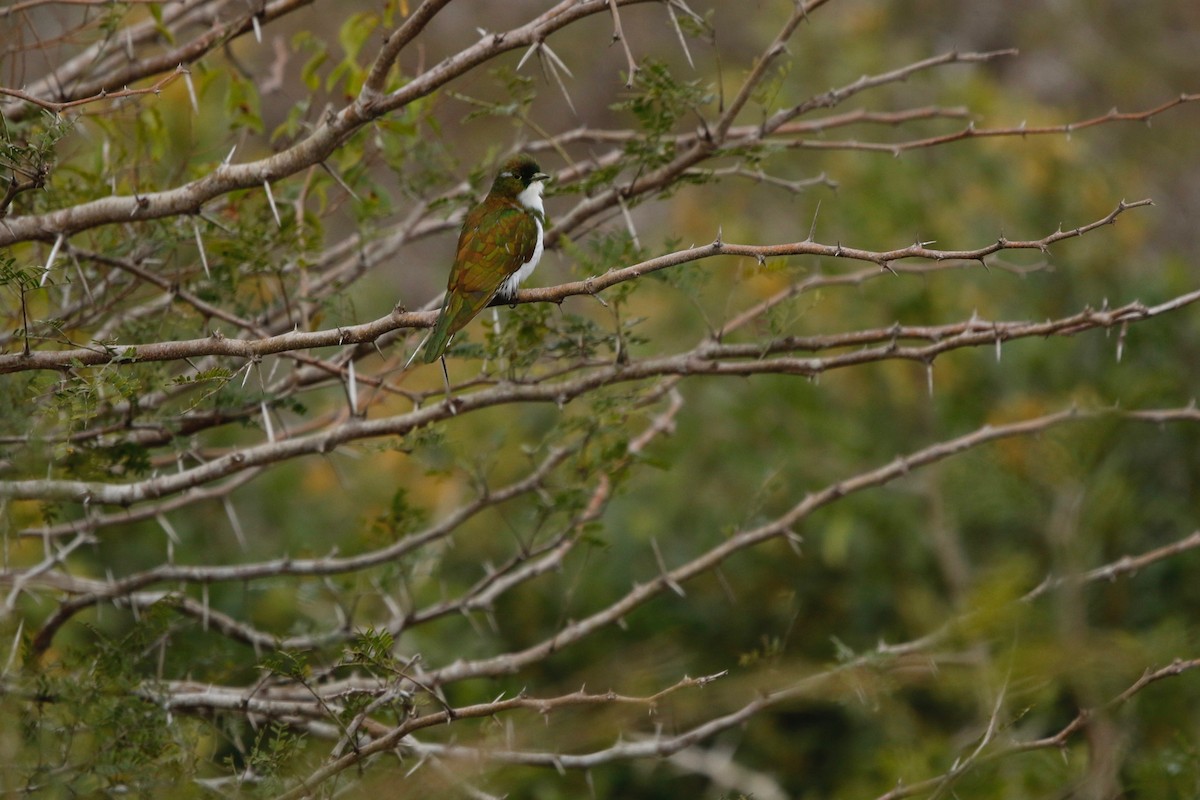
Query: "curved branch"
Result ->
[[4, 287, 1197, 507], [0, 201, 1150, 375], [0, 66, 189, 114], [788, 91, 1200, 154], [0, 0, 656, 246], [426, 405, 1199, 685], [2, 0, 307, 121]]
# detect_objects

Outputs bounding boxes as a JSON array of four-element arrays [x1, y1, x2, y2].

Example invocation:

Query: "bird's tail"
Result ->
[[421, 308, 453, 363]]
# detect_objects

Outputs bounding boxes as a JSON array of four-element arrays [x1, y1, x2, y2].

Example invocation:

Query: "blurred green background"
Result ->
[[2, 0, 1199, 797]]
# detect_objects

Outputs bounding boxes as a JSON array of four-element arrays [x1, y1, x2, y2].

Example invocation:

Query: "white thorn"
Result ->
[[201, 583, 210, 631], [541, 42, 574, 78], [42, 234, 64, 286], [2, 620, 24, 676], [261, 400, 275, 442], [223, 497, 247, 551], [516, 42, 539, 72], [183, 69, 199, 114], [156, 513, 180, 544], [264, 179, 281, 228], [192, 218, 210, 278]]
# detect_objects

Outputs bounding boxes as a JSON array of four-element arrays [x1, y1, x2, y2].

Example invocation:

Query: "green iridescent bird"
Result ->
[[422, 154, 550, 363]]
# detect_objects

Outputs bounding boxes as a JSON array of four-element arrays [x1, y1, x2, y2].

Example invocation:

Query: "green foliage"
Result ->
[[369, 487, 428, 542], [4, 604, 204, 796], [296, 31, 330, 92], [674, 7, 716, 42], [343, 626, 396, 671], [454, 67, 537, 124], [260, 648, 312, 682], [0, 251, 40, 302], [0, 110, 70, 205], [561, 230, 646, 278], [615, 59, 711, 144], [373, 108, 449, 200], [484, 302, 555, 370], [239, 723, 307, 792], [612, 59, 715, 177], [223, 72, 264, 135], [170, 366, 234, 386], [1, 2, 1198, 799]]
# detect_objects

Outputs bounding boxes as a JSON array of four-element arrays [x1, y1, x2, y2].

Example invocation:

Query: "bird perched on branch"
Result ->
[[422, 153, 550, 364]]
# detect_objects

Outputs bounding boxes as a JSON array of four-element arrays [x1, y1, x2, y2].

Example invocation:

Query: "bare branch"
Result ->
[[1, 3, 1194, 795], [4, 289, 1194, 509], [0, 201, 1151, 375], [0, 0, 659, 246], [1, 0, 313, 123], [427, 404, 1198, 685], [0, 65, 188, 114]]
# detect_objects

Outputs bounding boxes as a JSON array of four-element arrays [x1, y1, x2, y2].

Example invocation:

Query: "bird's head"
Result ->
[[490, 153, 550, 201]]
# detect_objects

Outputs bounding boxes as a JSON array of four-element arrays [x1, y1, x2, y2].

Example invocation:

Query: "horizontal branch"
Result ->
[[764, 49, 1019, 133], [3, 282, 1195, 510], [18, 446, 574, 655], [532, 106, 973, 150], [18, 468, 263, 540], [702, 293, 1200, 362], [789, 92, 1200, 154], [403, 529, 1200, 776], [538, 90, 1199, 157], [0, 0, 163, 17], [0, 201, 1149, 375], [1025, 528, 1200, 602], [531, 198, 1149, 302], [0, 308, 423, 375], [0, 0, 655, 246], [0, 64, 188, 114]]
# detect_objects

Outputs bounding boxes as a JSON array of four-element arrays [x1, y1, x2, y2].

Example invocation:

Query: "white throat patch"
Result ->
[[516, 179, 546, 214]]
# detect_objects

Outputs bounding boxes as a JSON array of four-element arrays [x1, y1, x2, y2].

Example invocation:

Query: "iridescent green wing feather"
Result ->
[[422, 198, 539, 362]]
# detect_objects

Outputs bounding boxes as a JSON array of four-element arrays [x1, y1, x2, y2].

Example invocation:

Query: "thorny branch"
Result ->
[[21, 524, 1187, 795], [1, 1, 1197, 797], [3, 290, 1196, 507], [872, 654, 1200, 800], [0, 0, 663, 246], [131, 538, 1181, 798], [0, 65, 189, 114], [1, 0, 315, 122], [7, 404, 1194, 669], [0, 199, 1155, 375]]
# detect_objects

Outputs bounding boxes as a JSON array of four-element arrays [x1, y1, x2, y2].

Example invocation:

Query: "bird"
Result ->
[[421, 153, 550, 364]]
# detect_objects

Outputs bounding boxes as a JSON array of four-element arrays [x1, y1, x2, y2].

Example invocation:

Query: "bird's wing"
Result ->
[[421, 200, 539, 362], [442, 201, 538, 331]]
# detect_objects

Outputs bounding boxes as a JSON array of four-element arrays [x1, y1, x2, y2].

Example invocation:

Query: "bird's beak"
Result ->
[[533, 172, 551, 184]]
